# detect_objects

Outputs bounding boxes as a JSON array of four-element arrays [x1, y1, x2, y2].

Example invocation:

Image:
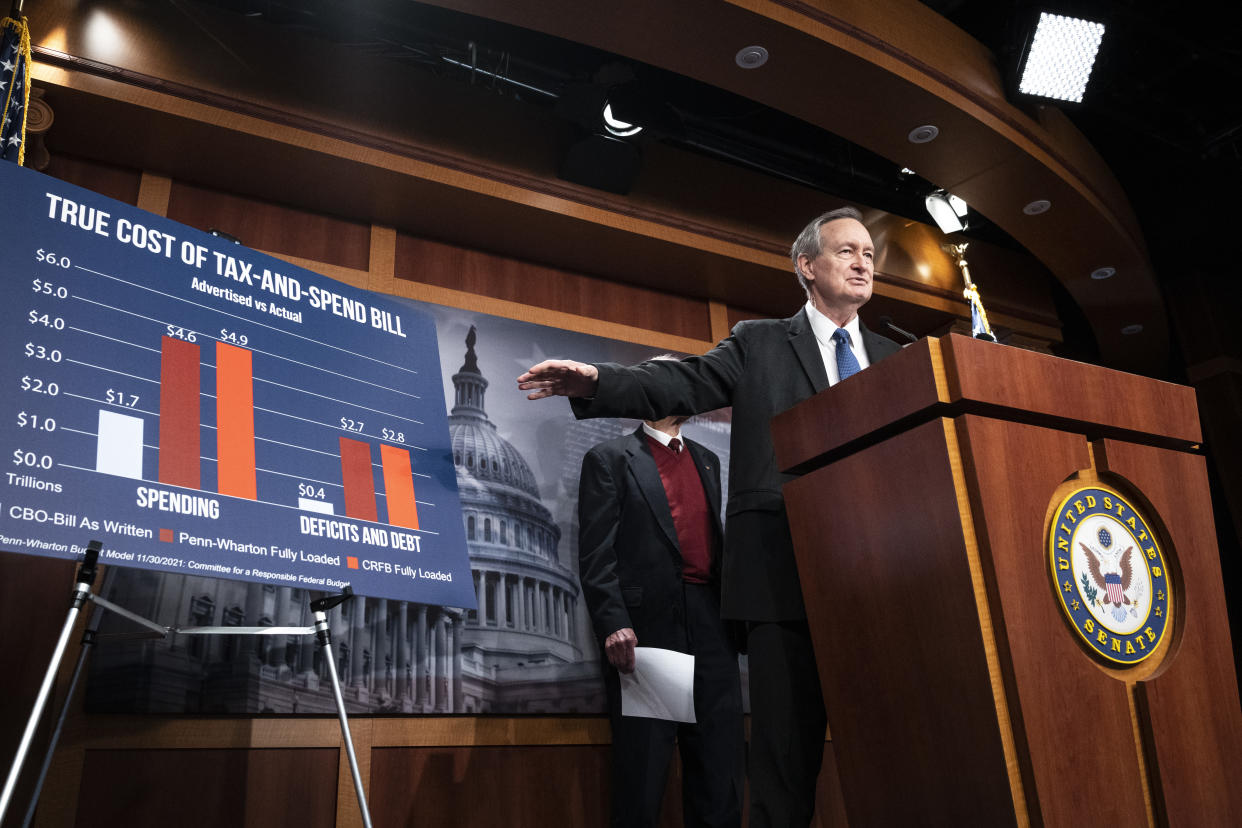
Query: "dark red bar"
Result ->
[[339, 436, 378, 521], [158, 336, 201, 488]]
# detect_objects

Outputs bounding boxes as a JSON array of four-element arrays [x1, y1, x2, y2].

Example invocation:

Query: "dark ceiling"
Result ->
[[190, 0, 1241, 370], [196, 0, 960, 233], [925, 0, 1242, 267]]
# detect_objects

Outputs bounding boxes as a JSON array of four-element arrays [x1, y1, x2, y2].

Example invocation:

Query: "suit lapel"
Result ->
[[788, 308, 830, 394], [685, 440, 724, 538], [625, 430, 680, 552]]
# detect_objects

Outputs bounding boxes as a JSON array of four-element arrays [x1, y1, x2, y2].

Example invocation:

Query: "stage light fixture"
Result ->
[[924, 191, 968, 234], [602, 103, 642, 137], [1017, 12, 1106, 104]]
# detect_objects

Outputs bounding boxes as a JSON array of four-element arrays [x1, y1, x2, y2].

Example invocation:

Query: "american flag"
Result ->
[[1, 14, 31, 165], [970, 295, 987, 338], [964, 283, 995, 341]]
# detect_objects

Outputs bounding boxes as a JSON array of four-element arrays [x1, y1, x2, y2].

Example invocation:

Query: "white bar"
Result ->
[[96, 410, 144, 479], [299, 497, 334, 515]]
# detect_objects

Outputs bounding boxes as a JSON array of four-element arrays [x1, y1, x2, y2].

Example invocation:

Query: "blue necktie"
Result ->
[[833, 328, 861, 381]]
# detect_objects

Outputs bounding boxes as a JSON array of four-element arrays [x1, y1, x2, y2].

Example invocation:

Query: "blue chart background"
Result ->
[[0, 162, 475, 608]]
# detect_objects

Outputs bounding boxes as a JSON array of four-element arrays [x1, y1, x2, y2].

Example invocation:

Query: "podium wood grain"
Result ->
[[954, 415, 1148, 826], [784, 418, 1017, 826], [1097, 440, 1242, 825]]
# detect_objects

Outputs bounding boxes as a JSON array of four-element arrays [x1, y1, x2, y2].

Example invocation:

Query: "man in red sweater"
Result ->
[[577, 414, 744, 828]]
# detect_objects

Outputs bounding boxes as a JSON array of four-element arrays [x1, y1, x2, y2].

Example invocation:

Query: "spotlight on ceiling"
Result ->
[[924, 191, 968, 234], [735, 45, 769, 69], [602, 102, 642, 137], [1016, 12, 1106, 104]]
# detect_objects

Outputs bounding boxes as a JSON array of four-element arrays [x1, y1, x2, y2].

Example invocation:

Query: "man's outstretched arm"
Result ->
[[517, 359, 599, 400]]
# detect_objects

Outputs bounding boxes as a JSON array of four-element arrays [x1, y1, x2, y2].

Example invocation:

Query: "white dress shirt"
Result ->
[[641, 421, 681, 447], [805, 301, 871, 386]]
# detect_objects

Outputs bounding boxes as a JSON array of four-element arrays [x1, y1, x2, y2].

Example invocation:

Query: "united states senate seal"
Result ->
[[1048, 485, 1171, 665]]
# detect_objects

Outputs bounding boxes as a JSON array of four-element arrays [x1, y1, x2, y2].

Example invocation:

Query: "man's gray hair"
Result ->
[[789, 206, 864, 291]]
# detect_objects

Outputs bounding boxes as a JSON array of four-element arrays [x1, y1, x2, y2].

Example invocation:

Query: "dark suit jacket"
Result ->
[[577, 428, 724, 650], [573, 308, 900, 622]]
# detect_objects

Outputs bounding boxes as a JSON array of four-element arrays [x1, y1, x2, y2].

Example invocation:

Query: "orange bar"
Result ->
[[380, 444, 420, 530], [216, 342, 257, 499]]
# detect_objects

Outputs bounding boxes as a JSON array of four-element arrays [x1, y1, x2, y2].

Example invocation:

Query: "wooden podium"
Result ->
[[772, 334, 1242, 827]]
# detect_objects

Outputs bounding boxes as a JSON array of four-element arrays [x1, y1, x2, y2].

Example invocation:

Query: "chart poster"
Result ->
[[0, 162, 475, 609]]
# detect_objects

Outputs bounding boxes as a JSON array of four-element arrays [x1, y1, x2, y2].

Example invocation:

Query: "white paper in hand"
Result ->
[[619, 647, 696, 723]]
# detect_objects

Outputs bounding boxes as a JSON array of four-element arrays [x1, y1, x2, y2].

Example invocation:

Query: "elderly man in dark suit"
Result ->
[[520, 207, 900, 827], [578, 413, 744, 827]]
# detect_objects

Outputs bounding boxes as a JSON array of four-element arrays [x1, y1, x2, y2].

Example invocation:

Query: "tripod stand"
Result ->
[[0, 542, 106, 826], [3, 543, 373, 828]]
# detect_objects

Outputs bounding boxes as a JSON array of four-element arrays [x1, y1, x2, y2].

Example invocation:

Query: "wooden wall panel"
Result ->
[[1, 552, 78, 828], [166, 182, 371, 272], [369, 742, 850, 827], [43, 154, 142, 206], [370, 745, 614, 827], [726, 305, 768, 331], [72, 748, 338, 828], [395, 234, 713, 342]]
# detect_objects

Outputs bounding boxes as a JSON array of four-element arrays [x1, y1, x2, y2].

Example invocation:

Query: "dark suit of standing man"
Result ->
[[578, 415, 744, 828], [520, 207, 899, 825]]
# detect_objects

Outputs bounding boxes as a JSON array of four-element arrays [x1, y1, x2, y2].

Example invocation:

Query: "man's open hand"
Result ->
[[517, 359, 600, 400]]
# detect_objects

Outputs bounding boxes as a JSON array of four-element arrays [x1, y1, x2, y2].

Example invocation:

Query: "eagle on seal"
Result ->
[[1081, 543, 1134, 607]]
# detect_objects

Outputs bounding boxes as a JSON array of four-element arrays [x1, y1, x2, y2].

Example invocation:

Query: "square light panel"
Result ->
[[1019, 12, 1106, 103]]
